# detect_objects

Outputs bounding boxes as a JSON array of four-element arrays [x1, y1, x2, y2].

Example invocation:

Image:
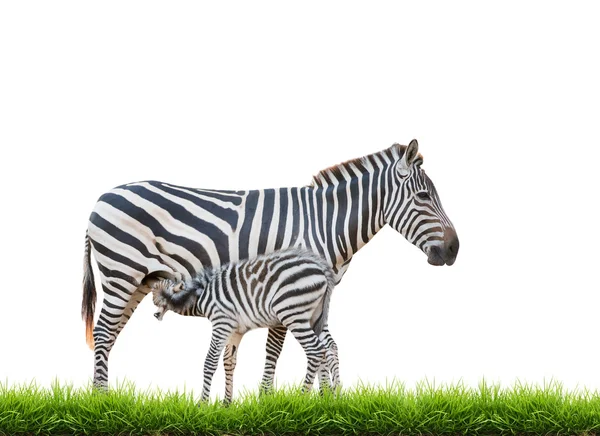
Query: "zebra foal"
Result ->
[[149, 248, 340, 402]]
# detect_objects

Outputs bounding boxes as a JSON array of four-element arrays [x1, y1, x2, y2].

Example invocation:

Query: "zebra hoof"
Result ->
[[259, 384, 274, 397], [91, 383, 109, 394]]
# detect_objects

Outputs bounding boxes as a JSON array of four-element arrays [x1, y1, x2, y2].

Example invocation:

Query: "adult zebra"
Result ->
[[82, 139, 459, 390]]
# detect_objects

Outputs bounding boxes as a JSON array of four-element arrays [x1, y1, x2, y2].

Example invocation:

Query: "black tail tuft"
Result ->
[[82, 231, 96, 349]]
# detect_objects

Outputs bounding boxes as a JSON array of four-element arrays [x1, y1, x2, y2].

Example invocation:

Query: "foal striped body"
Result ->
[[151, 248, 339, 402], [83, 140, 459, 389]]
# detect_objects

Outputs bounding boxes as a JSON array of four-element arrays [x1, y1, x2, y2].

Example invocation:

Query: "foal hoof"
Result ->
[[259, 384, 274, 397], [195, 398, 209, 408], [92, 383, 109, 394]]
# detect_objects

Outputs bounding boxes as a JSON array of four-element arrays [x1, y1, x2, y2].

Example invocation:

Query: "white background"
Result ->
[[1, 2, 599, 399]]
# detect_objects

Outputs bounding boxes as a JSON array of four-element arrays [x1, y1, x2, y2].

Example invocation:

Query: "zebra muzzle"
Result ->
[[154, 309, 166, 321]]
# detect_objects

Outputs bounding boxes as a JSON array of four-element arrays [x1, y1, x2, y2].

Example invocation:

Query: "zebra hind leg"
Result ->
[[283, 320, 324, 393], [317, 359, 331, 395], [320, 326, 340, 391], [259, 326, 287, 395], [223, 333, 243, 405], [92, 279, 147, 390]]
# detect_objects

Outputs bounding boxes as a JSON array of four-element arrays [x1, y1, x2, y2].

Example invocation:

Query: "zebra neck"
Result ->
[[310, 162, 390, 265], [193, 287, 208, 317]]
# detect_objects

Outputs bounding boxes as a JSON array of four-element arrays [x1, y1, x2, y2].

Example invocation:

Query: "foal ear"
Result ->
[[405, 139, 419, 165], [172, 282, 183, 293]]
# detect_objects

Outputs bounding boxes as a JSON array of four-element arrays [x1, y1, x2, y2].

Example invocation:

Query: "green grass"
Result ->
[[1, 380, 600, 435]]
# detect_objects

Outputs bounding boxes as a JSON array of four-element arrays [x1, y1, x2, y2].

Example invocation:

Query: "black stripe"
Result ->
[[300, 188, 310, 245], [307, 188, 325, 257], [288, 188, 301, 247], [217, 268, 234, 306], [314, 188, 326, 252], [359, 165, 371, 244], [377, 166, 387, 229], [389, 187, 409, 229], [348, 177, 359, 253], [366, 156, 380, 236], [385, 167, 395, 220], [228, 266, 243, 310], [322, 185, 337, 264], [274, 188, 289, 250], [334, 180, 348, 258], [239, 190, 259, 260], [277, 268, 324, 293]]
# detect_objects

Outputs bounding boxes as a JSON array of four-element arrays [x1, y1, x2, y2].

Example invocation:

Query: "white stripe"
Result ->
[[246, 190, 264, 258]]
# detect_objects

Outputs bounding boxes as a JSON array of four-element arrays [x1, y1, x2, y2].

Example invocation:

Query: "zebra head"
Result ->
[[150, 279, 190, 320], [383, 139, 459, 266], [151, 270, 212, 319]]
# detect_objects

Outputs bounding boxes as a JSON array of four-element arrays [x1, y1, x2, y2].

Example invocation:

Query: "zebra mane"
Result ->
[[309, 143, 420, 188]]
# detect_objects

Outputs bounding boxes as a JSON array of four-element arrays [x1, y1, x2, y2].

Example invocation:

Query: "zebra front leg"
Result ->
[[284, 321, 324, 393], [223, 333, 243, 405], [200, 323, 234, 402], [260, 326, 287, 394]]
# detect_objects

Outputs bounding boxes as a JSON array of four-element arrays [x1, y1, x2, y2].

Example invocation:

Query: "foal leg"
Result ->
[[260, 326, 287, 393], [320, 325, 340, 390], [222, 333, 243, 404], [317, 359, 331, 393], [201, 322, 234, 402], [284, 320, 324, 393]]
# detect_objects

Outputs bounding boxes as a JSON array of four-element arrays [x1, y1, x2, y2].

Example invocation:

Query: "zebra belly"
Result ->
[[230, 310, 281, 334]]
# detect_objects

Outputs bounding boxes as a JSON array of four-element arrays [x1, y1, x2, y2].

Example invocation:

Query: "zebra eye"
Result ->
[[416, 192, 430, 201]]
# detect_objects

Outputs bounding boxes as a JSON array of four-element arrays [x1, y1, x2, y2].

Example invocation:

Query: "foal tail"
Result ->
[[313, 260, 336, 336], [82, 230, 96, 350]]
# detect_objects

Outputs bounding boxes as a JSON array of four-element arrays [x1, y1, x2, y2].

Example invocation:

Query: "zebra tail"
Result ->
[[313, 262, 336, 336], [82, 230, 96, 350]]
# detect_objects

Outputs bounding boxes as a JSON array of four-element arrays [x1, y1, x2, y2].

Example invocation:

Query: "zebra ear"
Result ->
[[405, 139, 419, 165]]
